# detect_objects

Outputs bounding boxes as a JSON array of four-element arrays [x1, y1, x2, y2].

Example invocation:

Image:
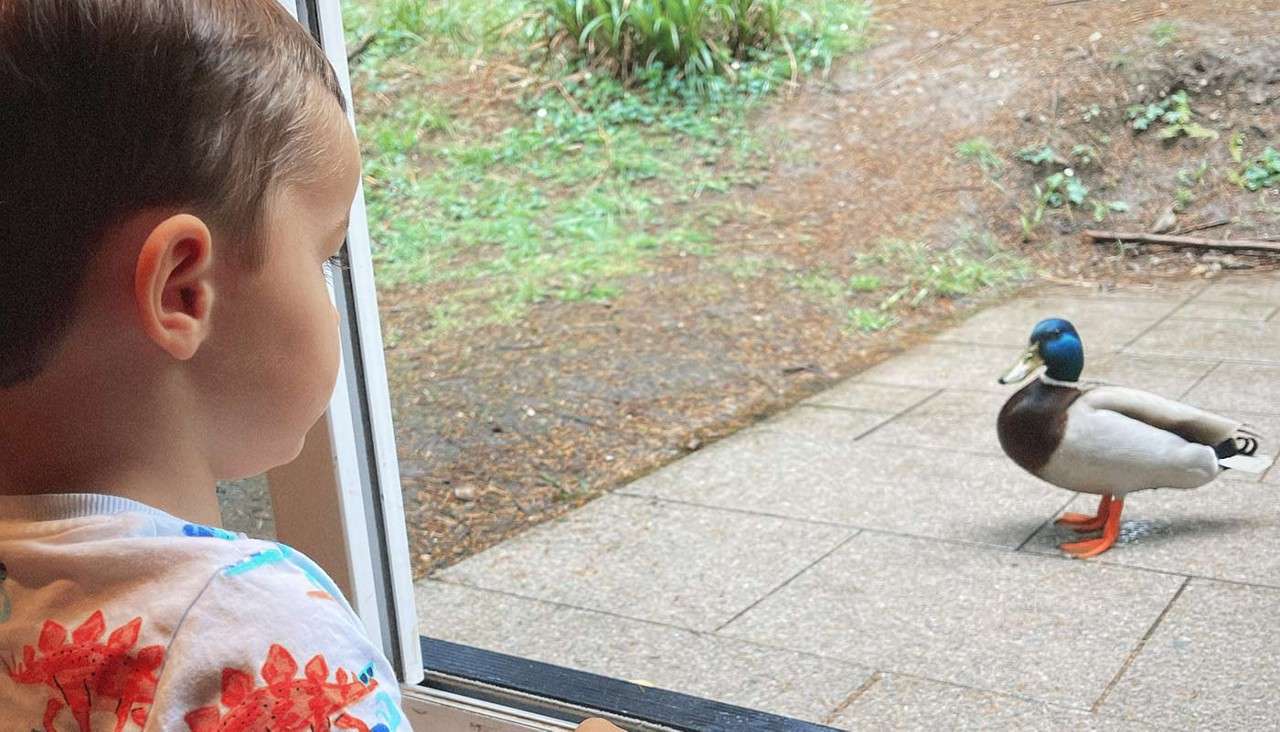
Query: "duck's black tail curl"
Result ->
[[1215, 436, 1259, 460]]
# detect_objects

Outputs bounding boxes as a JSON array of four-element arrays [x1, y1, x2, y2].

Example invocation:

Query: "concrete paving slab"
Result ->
[[1100, 579, 1280, 729], [1180, 361, 1280, 416], [827, 674, 1151, 731], [719, 532, 1185, 708], [1021, 463, 1280, 588], [624, 428, 1069, 548], [752, 405, 898, 442], [1169, 299, 1277, 322], [852, 342, 1026, 392], [933, 297, 1171, 352], [1127, 319, 1280, 363], [1189, 276, 1280, 306], [1033, 281, 1206, 300], [416, 580, 873, 724], [802, 381, 936, 413], [434, 493, 853, 632], [1083, 353, 1218, 401], [860, 388, 1008, 456]]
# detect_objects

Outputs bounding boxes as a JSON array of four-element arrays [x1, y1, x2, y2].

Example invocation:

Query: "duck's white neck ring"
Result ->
[[1039, 374, 1079, 388]]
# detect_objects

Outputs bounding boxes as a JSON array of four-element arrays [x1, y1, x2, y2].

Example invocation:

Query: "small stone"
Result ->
[[988, 68, 1001, 79], [927, 30, 941, 39], [1088, 31, 1102, 43], [525, 407, 536, 417], [685, 438, 703, 451], [453, 486, 477, 502]]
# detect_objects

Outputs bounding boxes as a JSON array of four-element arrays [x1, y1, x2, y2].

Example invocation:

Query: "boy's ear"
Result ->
[[133, 214, 215, 361]]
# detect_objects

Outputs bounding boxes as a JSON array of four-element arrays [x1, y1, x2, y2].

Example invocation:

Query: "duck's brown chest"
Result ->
[[997, 381, 1082, 473]]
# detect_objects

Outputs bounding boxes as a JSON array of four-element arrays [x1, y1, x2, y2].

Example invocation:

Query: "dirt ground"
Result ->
[[221, 0, 1280, 574]]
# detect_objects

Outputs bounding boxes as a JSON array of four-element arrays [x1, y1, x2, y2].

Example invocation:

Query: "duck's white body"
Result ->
[[1036, 383, 1243, 495]]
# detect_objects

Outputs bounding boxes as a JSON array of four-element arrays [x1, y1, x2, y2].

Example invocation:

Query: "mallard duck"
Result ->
[[996, 318, 1271, 558]]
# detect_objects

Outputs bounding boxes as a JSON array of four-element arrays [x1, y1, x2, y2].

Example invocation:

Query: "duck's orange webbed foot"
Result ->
[[1059, 496, 1124, 559], [1055, 494, 1113, 533]]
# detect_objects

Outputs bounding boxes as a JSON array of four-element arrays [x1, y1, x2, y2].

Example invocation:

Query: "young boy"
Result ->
[[0, 1, 621, 730]]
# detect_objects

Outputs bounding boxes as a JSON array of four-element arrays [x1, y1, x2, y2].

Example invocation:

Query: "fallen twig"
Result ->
[[1083, 229, 1280, 255], [1171, 218, 1231, 236], [1047, 0, 1092, 6]]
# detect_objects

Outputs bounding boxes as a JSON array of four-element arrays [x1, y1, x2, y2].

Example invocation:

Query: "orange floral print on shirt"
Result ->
[[184, 643, 381, 732], [5, 609, 164, 732]]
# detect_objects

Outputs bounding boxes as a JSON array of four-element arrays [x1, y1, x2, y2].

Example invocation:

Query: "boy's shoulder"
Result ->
[[0, 501, 404, 731]]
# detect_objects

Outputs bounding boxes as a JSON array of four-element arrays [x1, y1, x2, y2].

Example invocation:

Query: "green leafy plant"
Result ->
[[1090, 199, 1129, 222], [1016, 153, 1127, 237], [1126, 90, 1217, 140], [1017, 145, 1065, 167], [1071, 144, 1099, 167], [1228, 140, 1280, 191], [1243, 148, 1280, 190]]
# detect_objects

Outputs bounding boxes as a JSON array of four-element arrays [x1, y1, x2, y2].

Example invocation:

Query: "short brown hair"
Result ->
[[0, 0, 346, 387]]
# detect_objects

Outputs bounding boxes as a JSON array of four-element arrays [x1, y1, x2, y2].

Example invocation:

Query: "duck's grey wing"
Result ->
[[1078, 385, 1252, 446]]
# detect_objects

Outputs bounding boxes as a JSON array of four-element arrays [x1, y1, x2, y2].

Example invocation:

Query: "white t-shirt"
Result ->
[[0, 493, 404, 731]]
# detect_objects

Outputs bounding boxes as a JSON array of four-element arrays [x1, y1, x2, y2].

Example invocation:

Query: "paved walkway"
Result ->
[[416, 274, 1280, 729]]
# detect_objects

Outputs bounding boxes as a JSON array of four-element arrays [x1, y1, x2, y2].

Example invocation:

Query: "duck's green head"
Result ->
[[998, 317, 1083, 384]]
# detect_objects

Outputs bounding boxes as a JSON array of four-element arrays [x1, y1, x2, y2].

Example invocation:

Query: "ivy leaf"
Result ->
[[1017, 146, 1060, 166], [1065, 178, 1088, 206], [1108, 200, 1130, 212]]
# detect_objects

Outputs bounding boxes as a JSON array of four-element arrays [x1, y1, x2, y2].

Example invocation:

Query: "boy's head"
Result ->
[[0, 0, 362, 488]]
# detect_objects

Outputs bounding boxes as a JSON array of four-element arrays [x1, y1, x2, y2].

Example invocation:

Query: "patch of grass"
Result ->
[[845, 307, 895, 333], [857, 234, 1029, 309], [1150, 20, 1177, 48], [347, 0, 873, 328], [847, 274, 882, 292], [955, 137, 1003, 177], [542, 0, 784, 83], [346, 0, 529, 67], [791, 270, 848, 300], [722, 255, 779, 279]]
